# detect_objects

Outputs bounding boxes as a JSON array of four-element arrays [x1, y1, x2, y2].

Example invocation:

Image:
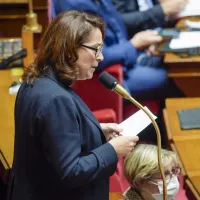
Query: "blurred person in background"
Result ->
[[112, 0, 188, 37], [52, 0, 183, 100]]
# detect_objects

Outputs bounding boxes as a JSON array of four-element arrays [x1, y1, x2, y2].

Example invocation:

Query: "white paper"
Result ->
[[185, 20, 200, 29], [178, 0, 200, 18], [119, 106, 157, 136], [169, 31, 200, 49]]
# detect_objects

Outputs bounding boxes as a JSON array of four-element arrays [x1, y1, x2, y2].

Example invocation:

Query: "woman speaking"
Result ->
[[9, 10, 139, 200]]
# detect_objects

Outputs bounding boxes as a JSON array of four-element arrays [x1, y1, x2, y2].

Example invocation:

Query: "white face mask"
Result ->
[[151, 176, 180, 200]]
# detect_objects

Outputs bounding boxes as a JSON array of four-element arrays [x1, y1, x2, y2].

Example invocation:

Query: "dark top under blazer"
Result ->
[[10, 71, 118, 200]]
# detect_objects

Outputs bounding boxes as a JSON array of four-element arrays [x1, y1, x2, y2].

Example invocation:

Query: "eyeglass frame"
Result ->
[[149, 167, 181, 184], [80, 44, 103, 58]]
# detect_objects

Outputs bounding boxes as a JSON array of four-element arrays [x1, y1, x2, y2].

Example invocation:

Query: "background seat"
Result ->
[[72, 64, 123, 123]]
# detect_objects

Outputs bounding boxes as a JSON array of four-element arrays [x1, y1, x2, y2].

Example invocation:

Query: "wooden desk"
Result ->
[[164, 17, 200, 97], [0, 69, 17, 183], [163, 98, 200, 199], [185, 179, 200, 200], [165, 98, 200, 140]]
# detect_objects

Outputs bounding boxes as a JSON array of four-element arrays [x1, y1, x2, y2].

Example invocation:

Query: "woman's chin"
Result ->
[[77, 74, 94, 80], [86, 72, 95, 80]]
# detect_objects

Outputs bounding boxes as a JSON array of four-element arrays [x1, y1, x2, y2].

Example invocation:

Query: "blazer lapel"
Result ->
[[67, 89, 107, 143], [44, 71, 105, 140], [68, 89, 103, 131]]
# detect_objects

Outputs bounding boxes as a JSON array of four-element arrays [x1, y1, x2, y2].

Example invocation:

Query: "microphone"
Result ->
[[98, 71, 131, 99], [0, 48, 27, 70], [98, 71, 167, 200]]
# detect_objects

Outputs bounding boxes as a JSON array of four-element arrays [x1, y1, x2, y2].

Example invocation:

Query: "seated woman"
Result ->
[[124, 144, 180, 200]]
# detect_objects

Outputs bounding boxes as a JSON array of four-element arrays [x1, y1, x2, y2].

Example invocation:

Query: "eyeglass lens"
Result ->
[[165, 167, 181, 183], [96, 45, 103, 58]]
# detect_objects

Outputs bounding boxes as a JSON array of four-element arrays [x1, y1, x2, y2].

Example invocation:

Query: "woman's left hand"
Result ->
[[100, 123, 123, 141]]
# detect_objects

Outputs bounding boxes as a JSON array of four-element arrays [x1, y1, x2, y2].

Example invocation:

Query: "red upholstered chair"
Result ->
[[123, 100, 160, 120], [92, 109, 117, 123], [72, 64, 123, 123]]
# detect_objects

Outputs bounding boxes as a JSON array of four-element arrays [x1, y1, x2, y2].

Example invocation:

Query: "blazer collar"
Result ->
[[44, 70, 63, 85]]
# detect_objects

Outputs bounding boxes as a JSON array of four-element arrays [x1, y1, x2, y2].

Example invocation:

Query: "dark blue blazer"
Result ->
[[10, 71, 118, 200], [112, 0, 165, 37], [52, 0, 138, 72]]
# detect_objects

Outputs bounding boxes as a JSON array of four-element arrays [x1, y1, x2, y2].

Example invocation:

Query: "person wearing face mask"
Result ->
[[123, 144, 180, 200], [8, 11, 139, 200]]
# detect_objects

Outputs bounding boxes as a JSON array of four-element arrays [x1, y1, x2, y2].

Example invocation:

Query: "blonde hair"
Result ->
[[124, 144, 178, 189]]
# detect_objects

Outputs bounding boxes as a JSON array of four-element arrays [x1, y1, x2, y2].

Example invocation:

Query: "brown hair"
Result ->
[[24, 10, 105, 85]]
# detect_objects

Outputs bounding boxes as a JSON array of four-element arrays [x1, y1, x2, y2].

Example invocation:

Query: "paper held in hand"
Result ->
[[119, 106, 157, 136]]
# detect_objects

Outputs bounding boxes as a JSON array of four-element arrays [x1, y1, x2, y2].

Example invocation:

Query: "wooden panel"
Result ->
[[166, 62, 200, 97], [0, 70, 16, 169], [0, 0, 27, 3], [185, 179, 200, 199], [163, 109, 172, 142], [22, 30, 34, 67], [0, 0, 48, 48], [164, 53, 200, 64], [33, 0, 48, 7], [189, 176, 200, 195], [174, 138, 200, 172], [170, 143, 186, 176], [109, 192, 124, 200]]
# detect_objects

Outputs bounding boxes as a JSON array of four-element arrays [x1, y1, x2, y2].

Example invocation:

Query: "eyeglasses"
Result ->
[[150, 167, 181, 184], [80, 44, 103, 58]]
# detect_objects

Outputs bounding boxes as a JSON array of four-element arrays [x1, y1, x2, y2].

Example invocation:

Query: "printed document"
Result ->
[[178, 0, 200, 18], [169, 31, 200, 49], [119, 106, 157, 136]]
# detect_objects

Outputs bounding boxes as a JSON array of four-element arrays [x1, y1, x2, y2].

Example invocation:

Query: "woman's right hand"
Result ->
[[109, 136, 139, 157]]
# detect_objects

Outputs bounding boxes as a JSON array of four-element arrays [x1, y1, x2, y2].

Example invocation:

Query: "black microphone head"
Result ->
[[98, 71, 118, 90]]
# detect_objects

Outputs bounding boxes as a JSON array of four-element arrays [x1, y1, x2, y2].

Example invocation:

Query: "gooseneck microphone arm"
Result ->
[[99, 71, 167, 200]]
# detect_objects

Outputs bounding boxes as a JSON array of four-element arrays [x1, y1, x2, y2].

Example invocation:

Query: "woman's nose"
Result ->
[[96, 51, 104, 62]]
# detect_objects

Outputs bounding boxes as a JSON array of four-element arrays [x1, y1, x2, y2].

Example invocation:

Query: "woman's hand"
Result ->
[[109, 136, 139, 157], [100, 123, 123, 141]]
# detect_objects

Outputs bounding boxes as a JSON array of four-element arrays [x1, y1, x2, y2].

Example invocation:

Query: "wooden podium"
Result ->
[[0, 69, 16, 183], [0, 29, 34, 184]]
